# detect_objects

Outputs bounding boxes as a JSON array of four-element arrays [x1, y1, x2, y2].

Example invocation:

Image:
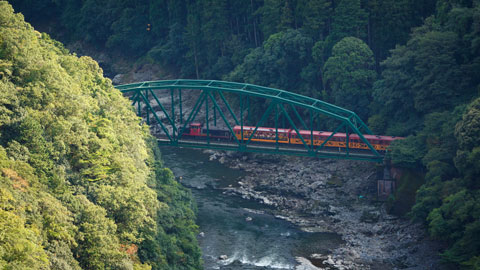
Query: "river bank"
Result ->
[[204, 150, 446, 270]]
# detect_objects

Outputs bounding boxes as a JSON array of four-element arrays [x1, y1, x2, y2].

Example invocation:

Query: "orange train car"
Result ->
[[233, 126, 291, 144], [233, 125, 402, 151]]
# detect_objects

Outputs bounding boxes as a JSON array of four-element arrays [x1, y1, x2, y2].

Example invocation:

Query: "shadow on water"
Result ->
[[160, 146, 344, 270]]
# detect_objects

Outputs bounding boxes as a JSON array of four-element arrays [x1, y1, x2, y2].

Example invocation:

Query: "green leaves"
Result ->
[[0, 209, 49, 270], [323, 37, 376, 119], [330, 0, 368, 42], [0, 3, 202, 269], [455, 98, 480, 150]]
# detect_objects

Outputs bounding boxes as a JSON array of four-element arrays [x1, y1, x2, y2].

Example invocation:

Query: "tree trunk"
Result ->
[[194, 44, 199, 79]]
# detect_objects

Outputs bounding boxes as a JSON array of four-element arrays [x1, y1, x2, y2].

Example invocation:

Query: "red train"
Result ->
[[182, 123, 402, 151]]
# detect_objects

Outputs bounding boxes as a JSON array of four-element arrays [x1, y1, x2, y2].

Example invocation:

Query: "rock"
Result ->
[[295, 257, 320, 270], [361, 229, 374, 237], [262, 197, 274, 205], [325, 256, 335, 265], [112, 74, 125, 85], [348, 249, 360, 259], [219, 254, 228, 260], [218, 156, 226, 164], [309, 254, 324, 259], [372, 224, 382, 235]]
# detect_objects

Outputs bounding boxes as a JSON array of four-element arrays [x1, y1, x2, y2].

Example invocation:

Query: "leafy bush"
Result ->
[[0, 3, 202, 269]]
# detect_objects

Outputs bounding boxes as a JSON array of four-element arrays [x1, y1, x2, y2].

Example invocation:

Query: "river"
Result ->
[[160, 146, 344, 270]]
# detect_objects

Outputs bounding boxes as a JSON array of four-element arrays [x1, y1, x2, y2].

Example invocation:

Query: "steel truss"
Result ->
[[116, 80, 383, 162]]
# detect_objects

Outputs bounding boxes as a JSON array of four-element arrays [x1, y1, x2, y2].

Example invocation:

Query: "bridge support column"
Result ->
[[377, 161, 396, 200], [179, 89, 182, 124], [146, 89, 150, 125]]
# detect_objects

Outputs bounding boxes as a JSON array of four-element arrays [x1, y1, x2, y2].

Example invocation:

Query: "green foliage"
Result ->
[[8, 0, 480, 267], [228, 29, 313, 90], [368, 2, 480, 267], [366, 0, 437, 63], [372, 6, 479, 134], [0, 205, 49, 269], [226, 29, 315, 119], [0, 3, 202, 270], [299, 0, 331, 39], [389, 170, 426, 216], [9, 0, 435, 81], [329, 0, 368, 43], [257, 0, 283, 39], [323, 37, 376, 119], [406, 97, 480, 267]]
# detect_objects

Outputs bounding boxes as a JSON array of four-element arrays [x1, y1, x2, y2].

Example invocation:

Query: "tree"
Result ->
[[329, 0, 368, 42], [0, 3, 202, 270], [366, 0, 437, 64], [372, 18, 472, 135], [200, 0, 229, 63], [257, 0, 283, 39], [280, 0, 294, 31], [0, 209, 49, 269], [226, 29, 314, 120], [323, 37, 376, 119], [300, 0, 331, 39], [184, 3, 203, 79], [227, 29, 313, 91]]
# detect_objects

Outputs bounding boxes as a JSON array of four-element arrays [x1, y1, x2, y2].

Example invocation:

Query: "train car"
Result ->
[[184, 123, 402, 151], [182, 122, 231, 140], [234, 125, 401, 151], [233, 125, 290, 143], [290, 131, 398, 151]]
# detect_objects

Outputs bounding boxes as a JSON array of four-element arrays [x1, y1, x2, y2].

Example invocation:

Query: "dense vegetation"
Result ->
[[6, 0, 480, 268], [0, 2, 202, 269]]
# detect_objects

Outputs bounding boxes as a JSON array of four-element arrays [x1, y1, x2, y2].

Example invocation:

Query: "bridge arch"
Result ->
[[116, 79, 383, 162]]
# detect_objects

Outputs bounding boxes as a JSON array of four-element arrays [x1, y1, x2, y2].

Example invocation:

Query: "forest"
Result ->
[[0, 2, 202, 269], [3, 0, 480, 269]]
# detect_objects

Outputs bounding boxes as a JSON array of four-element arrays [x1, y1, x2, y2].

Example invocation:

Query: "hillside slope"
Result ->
[[0, 2, 201, 269]]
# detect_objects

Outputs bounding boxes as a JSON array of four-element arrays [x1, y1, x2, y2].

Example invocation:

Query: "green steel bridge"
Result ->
[[115, 79, 384, 162]]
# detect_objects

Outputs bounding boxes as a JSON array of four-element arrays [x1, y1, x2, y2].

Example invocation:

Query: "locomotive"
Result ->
[[181, 122, 401, 151]]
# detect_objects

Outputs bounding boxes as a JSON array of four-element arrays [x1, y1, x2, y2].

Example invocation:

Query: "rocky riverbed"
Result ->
[[204, 150, 447, 270]]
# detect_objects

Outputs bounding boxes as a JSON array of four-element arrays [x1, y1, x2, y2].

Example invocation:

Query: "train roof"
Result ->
[[311, 131, 399, 141], [233, 125, 402, 141], [233, 125, 291, 133]]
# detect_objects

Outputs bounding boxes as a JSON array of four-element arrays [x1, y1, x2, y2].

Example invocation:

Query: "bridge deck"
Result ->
[[158, 138, 383, 162]]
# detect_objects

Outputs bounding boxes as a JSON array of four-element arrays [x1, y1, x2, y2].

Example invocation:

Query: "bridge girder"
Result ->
[[115, 79, 383, 162]]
